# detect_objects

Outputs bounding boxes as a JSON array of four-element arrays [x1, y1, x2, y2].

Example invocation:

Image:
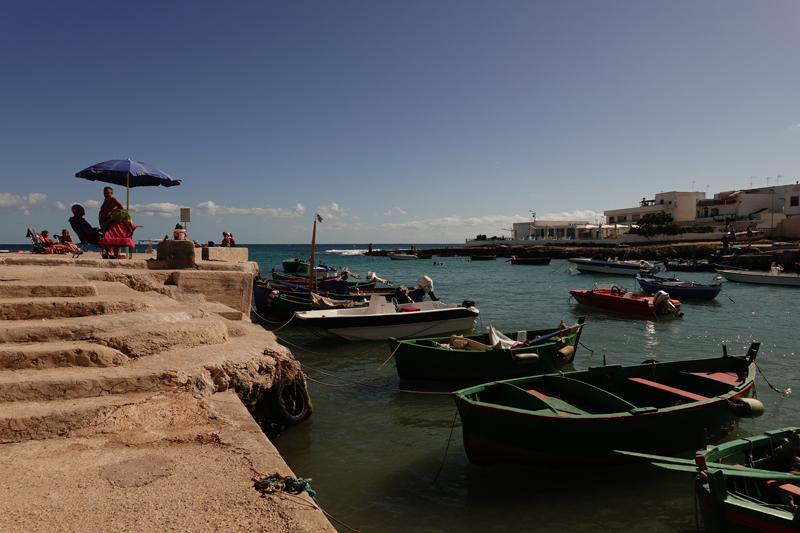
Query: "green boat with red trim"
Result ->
[[455, 343, 761, 467], [389, 318, 585, 381], [621, 427, 799, 533]]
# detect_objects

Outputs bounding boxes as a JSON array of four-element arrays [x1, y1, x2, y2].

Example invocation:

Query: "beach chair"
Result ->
[[68, 217, 104, 253], [25, 229, 66, 254]]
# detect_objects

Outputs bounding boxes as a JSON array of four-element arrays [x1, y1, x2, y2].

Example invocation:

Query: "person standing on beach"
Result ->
[[747, 227, 753, 246], [98, 187, 124, 231]]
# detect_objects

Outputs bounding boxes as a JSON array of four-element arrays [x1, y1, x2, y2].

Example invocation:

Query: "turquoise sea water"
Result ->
[[245, 243, 798, 533]]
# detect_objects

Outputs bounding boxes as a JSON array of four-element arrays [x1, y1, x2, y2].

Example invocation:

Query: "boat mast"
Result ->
[[309, 218, 317, 292]]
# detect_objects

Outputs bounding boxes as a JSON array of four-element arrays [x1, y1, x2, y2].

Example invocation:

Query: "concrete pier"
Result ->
[[0, 245, 335, 532]]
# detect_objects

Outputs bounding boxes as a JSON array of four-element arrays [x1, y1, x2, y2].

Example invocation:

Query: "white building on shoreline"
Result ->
[[467, 182, 800, 245]]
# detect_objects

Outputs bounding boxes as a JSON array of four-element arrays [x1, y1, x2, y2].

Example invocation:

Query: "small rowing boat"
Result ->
[[389, 318, 585, 381], [455, 343, 762, 467]]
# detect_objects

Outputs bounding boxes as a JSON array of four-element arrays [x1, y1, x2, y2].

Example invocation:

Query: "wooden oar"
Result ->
[[650, 461, 800, 483], [528, 329, 566, 346]]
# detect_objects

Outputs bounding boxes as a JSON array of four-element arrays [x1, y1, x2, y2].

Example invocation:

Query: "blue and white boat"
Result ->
[[569, 256, 660, 276], [295, 297, 479, 341], [636, 274, 722, 299]]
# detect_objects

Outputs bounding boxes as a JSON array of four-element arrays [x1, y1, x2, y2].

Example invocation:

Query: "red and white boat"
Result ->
[[569, 282, 682, 317]]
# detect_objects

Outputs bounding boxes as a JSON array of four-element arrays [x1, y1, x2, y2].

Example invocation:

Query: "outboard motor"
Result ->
[[653, 290, 681, 317], [461, 300, 476, 309], [367, 271, 392, 286], [415, 276, 438, 301], [340, 267, 360, 280], [394, 285, 413, 304]]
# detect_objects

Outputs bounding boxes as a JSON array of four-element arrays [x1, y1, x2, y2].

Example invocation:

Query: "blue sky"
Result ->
[[2, 1, 799, 244]]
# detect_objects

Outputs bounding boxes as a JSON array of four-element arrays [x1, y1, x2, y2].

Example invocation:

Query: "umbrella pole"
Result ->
[[126, 173, 130, 210]]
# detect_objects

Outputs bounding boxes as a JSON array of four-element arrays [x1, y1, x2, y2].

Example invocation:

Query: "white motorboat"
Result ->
[[388, 254, 418, 260], [716, 263, 800, 286], [295, 296, 479, 341], [569, 256, 660, 276]]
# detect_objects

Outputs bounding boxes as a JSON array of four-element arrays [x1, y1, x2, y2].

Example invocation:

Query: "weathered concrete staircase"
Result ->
[[0, 269, 305, 443]]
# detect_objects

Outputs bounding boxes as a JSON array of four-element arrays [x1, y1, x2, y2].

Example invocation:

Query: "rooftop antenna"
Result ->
[[767, 176, 772, 187], [692, 180, 696, 191], [750, 176, 758, 188], [706, 185, 710, 194], [529, 210, 536, 224], [777, 174, 783, 186]]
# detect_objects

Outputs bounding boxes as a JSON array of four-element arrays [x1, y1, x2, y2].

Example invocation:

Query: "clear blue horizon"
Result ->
[[3, 1, 799, 244]]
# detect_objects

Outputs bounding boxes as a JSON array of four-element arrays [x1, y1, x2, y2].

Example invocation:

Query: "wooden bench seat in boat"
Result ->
[[765, 480, 800, 498], [627, 377, 709, 403], [682, 370, 741, 386], [523, 375, 637, 415]]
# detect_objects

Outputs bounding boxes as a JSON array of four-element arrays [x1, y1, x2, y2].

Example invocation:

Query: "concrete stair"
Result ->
[[0, 270, 293, 443]]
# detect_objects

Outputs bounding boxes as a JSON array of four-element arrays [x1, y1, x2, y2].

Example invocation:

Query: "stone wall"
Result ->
[[776, 219, 800, 239]]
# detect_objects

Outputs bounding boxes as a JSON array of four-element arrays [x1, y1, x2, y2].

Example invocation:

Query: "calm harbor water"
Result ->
[[246, 243, 798, 533]]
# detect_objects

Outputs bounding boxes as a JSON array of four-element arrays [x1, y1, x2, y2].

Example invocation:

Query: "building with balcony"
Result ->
[[604, 191, 706, 226]]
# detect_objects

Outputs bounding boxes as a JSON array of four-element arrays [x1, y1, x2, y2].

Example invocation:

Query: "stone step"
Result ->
[[0, 365, 187, 404], [0, 333, 277, 406], [0, 296, 152, 320], [0, 310, 196, 344], [90, 318, 233, 358], [0, 391, 156, 443], [0, 282, 98, 299], [0, 341, 128, 370]]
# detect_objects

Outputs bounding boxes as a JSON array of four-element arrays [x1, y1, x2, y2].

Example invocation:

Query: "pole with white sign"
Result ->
[[180, 208, 191, 240]]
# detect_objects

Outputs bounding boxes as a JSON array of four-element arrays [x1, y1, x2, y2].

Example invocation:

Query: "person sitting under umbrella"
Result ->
[[99, 209, 136, 259], [99, 186, 124, 230], [69, 205, 103, 246]]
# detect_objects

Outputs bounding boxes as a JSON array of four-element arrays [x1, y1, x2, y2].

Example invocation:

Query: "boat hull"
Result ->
[[510, 257, 551, 266], [664, 261, 719, 272], [569, 258, 653, 276], [455, 351, 757, 467], [717, 269, 800, 286], [636, 275, 722, 299], [390, 319, 584, 381], [570, 288, 681, 316], [296, 301, 479, 341], [281, 258, 310, 273]]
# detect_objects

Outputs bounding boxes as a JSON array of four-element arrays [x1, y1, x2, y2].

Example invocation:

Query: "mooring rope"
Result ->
[[275, 335, 389, 358], [430, 397, 462, 486], [301, 362, 454, 395], [299, 346, 400, 388], [755, 362, 790, 395]]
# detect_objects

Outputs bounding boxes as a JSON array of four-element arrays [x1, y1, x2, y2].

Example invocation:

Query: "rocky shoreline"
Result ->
[[369, 240, 800, 270]]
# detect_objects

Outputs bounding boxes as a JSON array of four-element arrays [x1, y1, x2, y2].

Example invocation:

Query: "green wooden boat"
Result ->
[[267, 291, 367, 320], [455, 343, 761, 467], [623, 427, 800, 533], [389, 318, 585, 381], [281, 258, 310, 273], [271, 267, 341, 283]]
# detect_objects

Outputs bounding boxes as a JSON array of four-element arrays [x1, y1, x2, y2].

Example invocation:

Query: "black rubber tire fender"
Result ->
[[268, 378, 310, 426]]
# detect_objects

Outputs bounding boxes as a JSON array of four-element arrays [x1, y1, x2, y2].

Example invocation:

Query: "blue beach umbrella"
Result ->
[[75, 158, 181, 209]]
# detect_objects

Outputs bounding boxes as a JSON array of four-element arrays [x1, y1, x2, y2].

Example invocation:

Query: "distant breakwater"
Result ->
[[367, 241, 800, 270]]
